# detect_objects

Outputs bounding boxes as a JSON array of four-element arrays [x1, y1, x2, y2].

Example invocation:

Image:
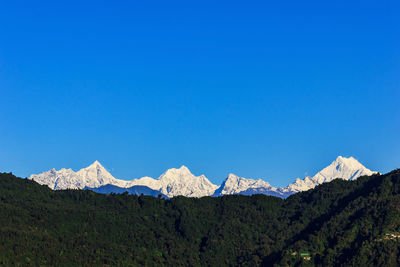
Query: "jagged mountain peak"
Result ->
[[84, 160, 105, 170], [223, 173, 240, 182], [30, 161, 121, 190], [179, 165, 189, 171], [314, 156, 376, 183], [333, 156, 363, 168], [216, 173, 273, 195], [153, 166, 218, 197], [29, 162, 218, 198], [159, 166, 212, 182], [77, 161, 114, 179], [282, 156, 377, 193], [162, 165, 191, 176], [29, 156, 378, 198], [226, 173, 239, 179]]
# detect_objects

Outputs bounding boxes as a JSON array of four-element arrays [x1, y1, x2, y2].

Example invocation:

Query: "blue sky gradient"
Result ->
[[1, 0, 399, 186]]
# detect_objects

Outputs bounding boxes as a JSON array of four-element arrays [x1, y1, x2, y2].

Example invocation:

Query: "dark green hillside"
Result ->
[[0, 170, 399, 266]]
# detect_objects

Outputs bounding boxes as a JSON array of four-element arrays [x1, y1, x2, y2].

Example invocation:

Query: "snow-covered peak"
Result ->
[[313, 156, 376, 184], [215, 173, 274, 195], [282, 176, 315, 193], [76, 161, 121, 188], [161, 165, 191, 177], [282, 156, 377, 193], [333, 156, 361, 169], [179, 165, 189, 171], [113, 166, 218, 198], [156, 166, 218, 197], [30, 167, 76, 190], [28, 156, 378, 198], [77, 161, 108, 177], [29, 163, 218, 198], [225, 173, 240, 183], [29, 161, 128, 190], [86, 160, 103, 169]]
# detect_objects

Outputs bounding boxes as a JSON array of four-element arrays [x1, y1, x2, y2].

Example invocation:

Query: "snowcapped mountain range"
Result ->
[[30, 162, 217, 198], [29, 156, 377, 198]]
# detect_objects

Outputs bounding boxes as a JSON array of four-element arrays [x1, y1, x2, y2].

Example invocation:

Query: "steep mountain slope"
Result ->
[[270, 169, 400, 266], [280, 156, 377, 194]]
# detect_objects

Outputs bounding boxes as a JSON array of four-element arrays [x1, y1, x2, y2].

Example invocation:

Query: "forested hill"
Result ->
[[0, 169, 400, 266]]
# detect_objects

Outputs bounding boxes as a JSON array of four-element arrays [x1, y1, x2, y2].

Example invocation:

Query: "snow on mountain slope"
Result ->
[[29, 162, 218, 198], [76, 161, 129, 188], [280, 156, 378, 194], [313, 156, 376, 183], [155, 166, 219, 197], [29, 156, 377, 198], [214, 173, 278, 195], [30, 168, 78, 190], [123, 166, 219, 198], [214, 156, 377, 197], [29, 161, 131, 190]]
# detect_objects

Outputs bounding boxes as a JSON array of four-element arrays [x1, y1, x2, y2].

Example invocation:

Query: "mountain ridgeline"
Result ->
[[1, 169, 400, 266], [29, 156, 377, 198]]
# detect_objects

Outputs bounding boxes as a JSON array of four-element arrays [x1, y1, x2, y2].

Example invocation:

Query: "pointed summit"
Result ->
[[282, 156, 377, 194], [77, 160, 114, 180], [226, 173, 239, 180], [86, 160, 103, 169], [314, 156, 376, 184], [178, 165, 190, 173]]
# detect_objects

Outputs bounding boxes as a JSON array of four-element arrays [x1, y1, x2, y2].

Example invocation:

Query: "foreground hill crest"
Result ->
[[3, 169, 400, 266], [29, 156, 377, 198]]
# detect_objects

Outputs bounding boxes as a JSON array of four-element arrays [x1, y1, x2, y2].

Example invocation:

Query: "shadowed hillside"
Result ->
[[0, 170, 399, 266]]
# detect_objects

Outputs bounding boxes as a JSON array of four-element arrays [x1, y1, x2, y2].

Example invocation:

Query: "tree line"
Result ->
[[0, 169, 399, 266]]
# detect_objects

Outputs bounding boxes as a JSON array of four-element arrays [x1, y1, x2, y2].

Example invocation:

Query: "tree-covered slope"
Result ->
[[276, 168, 400, 266], [0, 170, 399, 266]]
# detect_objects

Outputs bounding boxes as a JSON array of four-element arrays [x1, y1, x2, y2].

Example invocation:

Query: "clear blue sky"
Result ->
[[0, 0, 399, 186]]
